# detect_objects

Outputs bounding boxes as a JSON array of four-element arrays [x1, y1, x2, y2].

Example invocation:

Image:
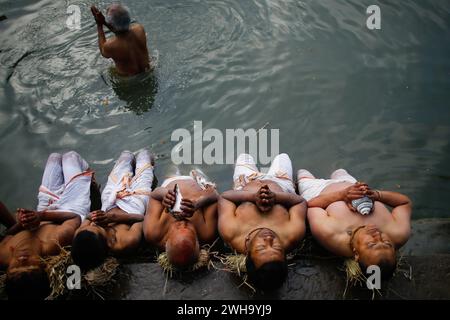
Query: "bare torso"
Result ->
[[309, 182, 405, 257], [224, 180, 300, 253], [154, 179, 217, 250], [0, 222, 68, 268], [107, 24, 150, 76]]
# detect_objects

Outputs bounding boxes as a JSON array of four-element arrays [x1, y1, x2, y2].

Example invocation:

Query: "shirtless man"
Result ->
[[298, 168, 412, 279], [71, 150, 154, 271], [143, 169, 218, 269], [0, 151, 93, 299], [219, 154, 307, 290], [91, 4, 150, 76]]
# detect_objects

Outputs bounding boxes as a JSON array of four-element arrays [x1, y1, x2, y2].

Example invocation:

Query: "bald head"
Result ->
[[166, 225, 200, 269]]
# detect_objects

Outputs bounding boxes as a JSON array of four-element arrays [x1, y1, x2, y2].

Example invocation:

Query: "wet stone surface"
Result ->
[[102, 219, 450, 300]]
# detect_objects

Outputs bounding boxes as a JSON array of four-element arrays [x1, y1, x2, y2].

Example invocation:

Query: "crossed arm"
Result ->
[[5, 209, 81, 236], [221, 186, 304, 211], [218, 188, 307, 250], [144, 186, 219, 243], [308, 184, 412, 250], [87, 208, 144, 226], [111, 222, 143, 254], [308, 183, 412, 220]]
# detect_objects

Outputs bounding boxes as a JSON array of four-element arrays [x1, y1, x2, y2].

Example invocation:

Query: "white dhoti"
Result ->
[[37, 151, 93, 219], [233, 153, 295, 194], [101, 149, 154, 215], [161, 168, 216, 190], [297, 168, 357, 201]]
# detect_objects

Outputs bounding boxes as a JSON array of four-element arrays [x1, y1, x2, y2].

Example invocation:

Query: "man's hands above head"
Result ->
[[255, 184, 275, 212], [17, 208, 41, 230], [89, 210, 111, 227], [341, 182, 381, 212], [162, 189, 176, 210], [342, 182, 368, 202], [91, 6, 106, 26], [163, 191, 197, 220]]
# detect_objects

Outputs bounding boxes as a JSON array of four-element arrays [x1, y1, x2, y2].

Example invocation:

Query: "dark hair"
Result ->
[[245, 255, 288, 290], [71, 230, 108, 271], [90, 179, 102, 212], [5, 267, 50, 300], [359, 258, 396, 281]]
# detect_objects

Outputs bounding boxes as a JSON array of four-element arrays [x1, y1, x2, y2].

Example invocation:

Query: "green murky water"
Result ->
[[0, 0, 449, 218]]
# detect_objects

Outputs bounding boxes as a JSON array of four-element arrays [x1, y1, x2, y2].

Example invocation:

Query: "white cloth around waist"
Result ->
[[37, 171, 93, 219]]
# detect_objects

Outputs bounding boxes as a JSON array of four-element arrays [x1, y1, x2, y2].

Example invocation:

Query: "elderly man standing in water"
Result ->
[[91, 3, 151, 76]]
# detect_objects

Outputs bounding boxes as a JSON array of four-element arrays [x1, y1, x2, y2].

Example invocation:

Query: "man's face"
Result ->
[[247, 229, 285, 268], [353, 225, 395, 266]]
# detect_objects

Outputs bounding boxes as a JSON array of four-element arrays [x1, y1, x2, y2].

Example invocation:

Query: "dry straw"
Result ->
[[157, 239, 220, 277], [42, 246, 119, 300]]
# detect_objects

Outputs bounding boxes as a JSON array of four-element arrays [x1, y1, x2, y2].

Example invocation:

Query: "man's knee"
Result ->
[[236, 153, 255, 164], [274, 153, 290, 162], [331, 168, 350, 179], [62, 151, 81, 162], [136, 149, 153, 166], [47, 153, 62, 163], [118, 150, 135, 164]]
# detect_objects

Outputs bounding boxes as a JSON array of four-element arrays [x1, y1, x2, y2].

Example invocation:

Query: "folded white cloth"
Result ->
[[37, 151, 92, 219], [297, 169, 357, 201], [233, 153, 295, 194], [101, 149, 154, 215]]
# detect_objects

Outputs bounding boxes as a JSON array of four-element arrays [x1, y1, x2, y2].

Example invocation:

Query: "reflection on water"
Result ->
[[0, 0, 449, 219], [107, 68, 158, 115]]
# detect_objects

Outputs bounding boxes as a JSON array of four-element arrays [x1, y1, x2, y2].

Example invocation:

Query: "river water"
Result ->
[[0, 0, 449, 218]]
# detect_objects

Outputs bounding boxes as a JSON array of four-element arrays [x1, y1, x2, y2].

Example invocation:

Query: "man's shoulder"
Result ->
[[131, 23, 145, 34]]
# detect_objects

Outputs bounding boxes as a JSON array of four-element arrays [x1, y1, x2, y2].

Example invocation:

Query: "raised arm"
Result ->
[[285, 200, 307, 249], [90, 208, 144, 226], [143, 189, 168, 245], [217, 195, 239, 244], [307, 207, 351, 257], [54, 215, 82, 247], [221, 190, 255, 204], [194, 188, 219, 210], [307, 190, 345, 209], [368, 189, 412, 244], [39, 215, 82, 255], [273, 191, 304, 208], [111, 222, 143, 254], [307, 183, 367, 209], [195, 203, 218, 244], [15, 209, 80, 232], [91, 6, 112, 58]]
